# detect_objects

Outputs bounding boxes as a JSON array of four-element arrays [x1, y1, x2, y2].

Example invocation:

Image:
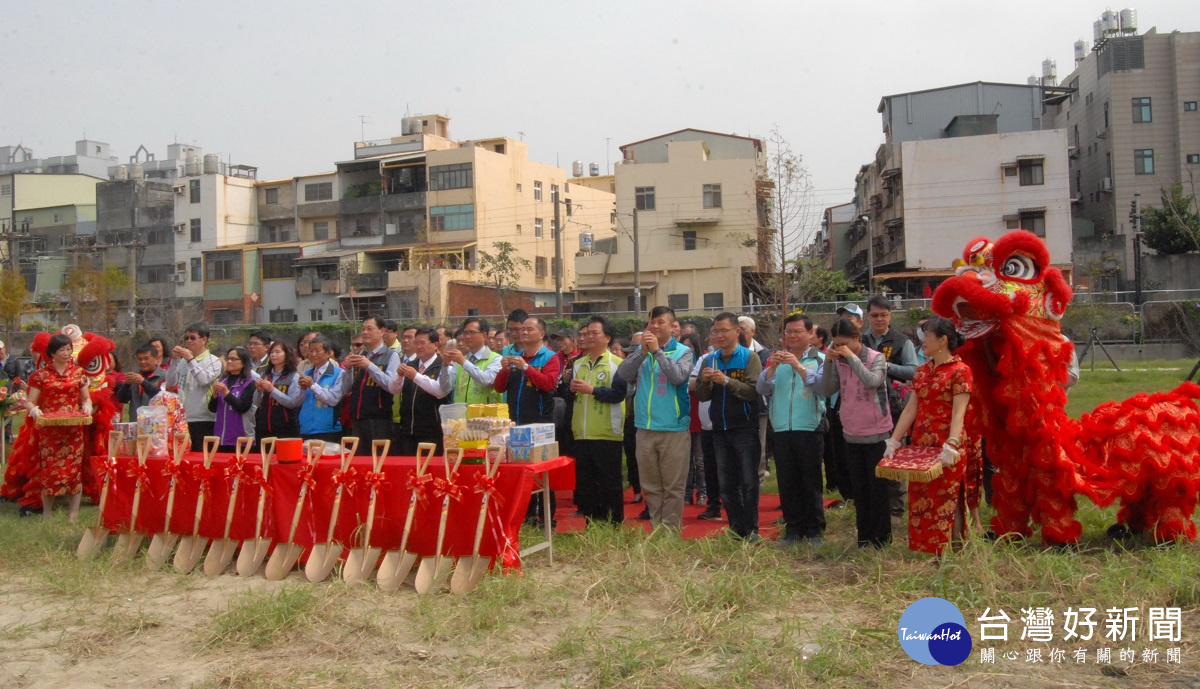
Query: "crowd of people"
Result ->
[[6, 296, 1003, 557]]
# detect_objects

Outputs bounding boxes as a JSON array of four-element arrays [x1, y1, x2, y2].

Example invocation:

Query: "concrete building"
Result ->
[[839, 82, 1074, 293], [574, 129, 772, 314], [816, 202, 856, 270], [1044, 24, 1200, 289], [0, 139, 117, 179], [311, 115, 616, 322]]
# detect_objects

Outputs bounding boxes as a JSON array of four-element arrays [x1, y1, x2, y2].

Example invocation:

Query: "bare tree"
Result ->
[[477, 241, 532, 317], [764, 125, 817, 314]]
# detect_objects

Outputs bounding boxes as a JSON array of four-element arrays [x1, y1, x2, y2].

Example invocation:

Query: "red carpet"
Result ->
[[551, 489, 845, 540]]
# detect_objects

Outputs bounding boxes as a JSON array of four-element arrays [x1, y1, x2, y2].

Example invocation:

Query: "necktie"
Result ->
[[419, 362, 426, 375]]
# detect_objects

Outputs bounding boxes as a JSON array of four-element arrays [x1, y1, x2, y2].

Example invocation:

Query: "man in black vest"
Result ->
[[390, 327, 451, 455], [338, 316, 399, 455], [862, 295, 918, 516]]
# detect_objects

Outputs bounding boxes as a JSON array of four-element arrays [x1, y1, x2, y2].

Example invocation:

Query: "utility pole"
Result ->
[[1131, 192, 1143, 306], [553, 185, 563, 319], [632, 207, 640, 314]]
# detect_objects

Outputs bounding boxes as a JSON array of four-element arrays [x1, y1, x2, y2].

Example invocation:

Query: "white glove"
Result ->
[[81, 401, 94, 416], [939, 443, 959, 467], [28, 406, 41, 419], [883, 438, 901, 459]]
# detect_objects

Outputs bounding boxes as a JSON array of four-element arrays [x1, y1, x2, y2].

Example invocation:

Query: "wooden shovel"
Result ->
[[342, 439, 391, 583], [235, 437, 275, 576], [173, 437, 220, 573], [77, 431, 122, 559], [113, 434, 153, 559], [304, 437, 359, 582], [414, 448, 464, 595], [376, 442, 436, 591], [203, 436, 253, 577], [264, 440, 323, 581], [146, 434, 193, 569], [451, 446, 503, 594]]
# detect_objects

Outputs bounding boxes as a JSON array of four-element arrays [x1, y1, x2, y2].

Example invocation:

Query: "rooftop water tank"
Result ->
[[589, 162, 600, 177], [1120, 8, 1137, 33], [571, 160, 584, 177], [203, 153, 219, 175], [114, 165, 128, 181]]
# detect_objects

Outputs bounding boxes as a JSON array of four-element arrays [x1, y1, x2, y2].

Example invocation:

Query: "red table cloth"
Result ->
[[89, 452, 574, 572]]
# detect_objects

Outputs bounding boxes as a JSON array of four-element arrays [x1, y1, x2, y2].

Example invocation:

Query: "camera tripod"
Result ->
[[1075, 326, 1120, 372]]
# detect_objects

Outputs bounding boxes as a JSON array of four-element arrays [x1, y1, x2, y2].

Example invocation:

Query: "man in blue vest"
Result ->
[[298, 335, 344, 443], [500, 309, 528, 357], [338, 316, 399, 454], [617, 306, 694, 530], [696, 312, 763, 539], [439, 316, 501, 405]]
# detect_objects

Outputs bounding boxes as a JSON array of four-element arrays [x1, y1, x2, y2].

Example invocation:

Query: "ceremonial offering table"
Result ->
[[88, 452, 575, 573]]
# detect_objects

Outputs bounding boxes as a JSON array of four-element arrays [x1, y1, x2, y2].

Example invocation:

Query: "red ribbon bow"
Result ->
[[125, 462, 154, 494], [188, 464, 220, 499], [97, 456, 121, 483], [296, 464, 318, 492], [244, 465, 274, 496], [407, 471, 433, 505], [331, 467, 360, 497], [364, 471, 388, 493], [224, 458, 248, 484], [432, 474, 464, 503], [473, 473, 504, 507], [162, 460, 189, 482]]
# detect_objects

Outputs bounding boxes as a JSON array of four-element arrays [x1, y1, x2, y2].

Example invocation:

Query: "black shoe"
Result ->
[[697, 506, 722, 521], [636, 508, 651, 520], [685, 495, 694, 505], [18, 504, 36, 518], [631, 493, 644, 504]]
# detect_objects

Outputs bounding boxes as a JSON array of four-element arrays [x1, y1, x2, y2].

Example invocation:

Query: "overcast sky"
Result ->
[[3, 0, 1197, 216]]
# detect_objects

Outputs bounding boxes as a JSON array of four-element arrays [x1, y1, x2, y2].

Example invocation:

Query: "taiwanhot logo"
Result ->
[[897, 597, 973, 666]]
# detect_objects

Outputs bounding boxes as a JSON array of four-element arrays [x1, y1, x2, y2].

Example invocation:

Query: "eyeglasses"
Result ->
[[783, 330, 808, 336], [185, 336, 200, 341], [710, 327, 736, 335], [351, 342, 363, 348]]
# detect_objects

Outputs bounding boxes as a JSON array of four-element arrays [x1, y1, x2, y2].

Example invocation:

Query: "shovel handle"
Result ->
[[340, 436, 360, 463]]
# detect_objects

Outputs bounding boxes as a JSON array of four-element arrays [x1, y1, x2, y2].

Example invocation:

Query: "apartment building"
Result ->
[[574, 129, 772, 314]]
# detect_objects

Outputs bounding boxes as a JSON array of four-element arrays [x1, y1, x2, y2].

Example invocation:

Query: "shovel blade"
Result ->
[[146, 533, 180, 569], [413, 557, 436, 594], [430, 555, 454, 591], [112, 532, 145, 560], [304, 544, 343, 583], [235, 539, 271, 577], [375, 551, 406, 592], [342, 546, 381, 584], [465, 556, 492, 591], [203, 539, 238, 577], [173, 536, 209, 573], [449, 556, 474, 594], [76, 527, 110, 559], [393, 551, 421, 588], [265, 543, 304, 581]]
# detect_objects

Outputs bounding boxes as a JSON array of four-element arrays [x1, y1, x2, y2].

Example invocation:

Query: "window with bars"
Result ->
[[304, 182, 333, 202], [535, 256, 548, 278], [635, 187, 655, 211], [206, 251, 241, 281], [429, 163, 473, 190], [1018, 159, 1044, 186], [429, 204, 474, 231], [1132, 97, 1152, 123], [262, 252, 299, 279], [702, 184, 722, 208]]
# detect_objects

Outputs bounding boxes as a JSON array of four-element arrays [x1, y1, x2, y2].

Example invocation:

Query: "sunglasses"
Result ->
[[351, 343, 363, 348]]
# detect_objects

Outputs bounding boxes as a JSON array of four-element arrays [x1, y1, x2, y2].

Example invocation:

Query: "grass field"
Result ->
[[0, 361, 1197, 688]]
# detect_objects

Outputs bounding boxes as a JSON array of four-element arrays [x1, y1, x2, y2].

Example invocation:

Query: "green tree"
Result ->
[[791, 258, 860, 304], [0, 268, 29, 334], [477, 241, 532, 316], [1143, 183, 1200, 255]]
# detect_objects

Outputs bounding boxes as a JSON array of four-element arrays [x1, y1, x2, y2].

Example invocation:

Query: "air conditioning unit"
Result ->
[[170, 274, 186, 283], [1100, 177, 1113, 191], [1096, 128, 1108, 139], [173, 223, 186, 233], [171, 184, 186, 194]]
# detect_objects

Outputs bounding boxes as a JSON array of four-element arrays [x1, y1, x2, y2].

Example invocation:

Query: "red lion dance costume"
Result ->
[[1, 329, 121, 511], [933, 232, 1200, 544]]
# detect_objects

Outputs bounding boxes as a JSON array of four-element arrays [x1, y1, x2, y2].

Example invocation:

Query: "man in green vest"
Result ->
[[568, 316, 627, 524], [439, 317, 501, 405]]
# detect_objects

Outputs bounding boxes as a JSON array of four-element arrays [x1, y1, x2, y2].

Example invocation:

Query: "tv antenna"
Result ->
[[357, 115, 371, 142]]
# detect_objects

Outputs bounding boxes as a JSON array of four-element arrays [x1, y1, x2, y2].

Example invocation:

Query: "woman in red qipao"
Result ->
[[23, 333, 93, 521], [884, 317, 976, 555]]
